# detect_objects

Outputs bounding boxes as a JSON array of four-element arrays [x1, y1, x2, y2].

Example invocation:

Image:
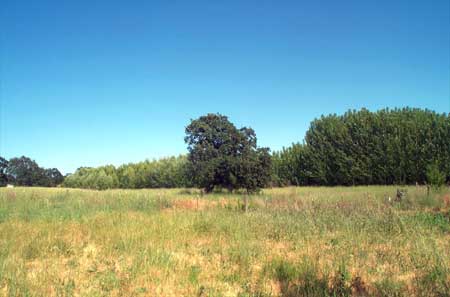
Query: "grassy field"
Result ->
[[0, 186, 449, 297]]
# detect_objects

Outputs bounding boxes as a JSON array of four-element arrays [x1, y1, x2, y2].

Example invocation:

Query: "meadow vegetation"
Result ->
[[1, 186, 449, 296]]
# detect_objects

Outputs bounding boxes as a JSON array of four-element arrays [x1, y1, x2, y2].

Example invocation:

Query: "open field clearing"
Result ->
[[0, 186, 449, 296]]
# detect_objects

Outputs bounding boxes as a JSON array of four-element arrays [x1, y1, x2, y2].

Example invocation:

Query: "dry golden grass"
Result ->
[[0, 186, 449, 296]]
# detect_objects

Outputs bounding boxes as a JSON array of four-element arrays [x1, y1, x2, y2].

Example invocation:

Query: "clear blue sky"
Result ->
[[1, 0, 449, 174]]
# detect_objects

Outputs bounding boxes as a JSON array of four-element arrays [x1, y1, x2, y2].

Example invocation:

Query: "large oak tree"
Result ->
[[185, 113, 271, 193]]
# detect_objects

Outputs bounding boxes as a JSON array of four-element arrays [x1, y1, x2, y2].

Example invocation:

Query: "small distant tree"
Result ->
[[185, 113, 272, 194], [43, 168, 64, 187], [95, 170, 114, 190], [6, 156, 43, 186], [0, 157, 9, 186], [426, 163, 446, 189], [119, 166, 137, 189]]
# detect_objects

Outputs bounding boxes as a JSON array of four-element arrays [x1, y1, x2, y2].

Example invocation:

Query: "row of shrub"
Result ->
[[62, 156, 192, 190]]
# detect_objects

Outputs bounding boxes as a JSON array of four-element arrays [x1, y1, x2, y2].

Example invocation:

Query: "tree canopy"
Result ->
[[4, 108, 448, 190], [0, 157, 9, 187], [62, 156, 192, 190], [0, 156, 64, 187], [272, 108, 450, 186], [185, 113, 272, 193]]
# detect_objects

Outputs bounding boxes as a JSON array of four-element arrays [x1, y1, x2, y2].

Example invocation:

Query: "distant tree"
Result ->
[[43, 168, 64, 187], [94, 169, 114, 190], [426, 163, 446, 189], [0, 157, 9, 186], [102, 165, 119, 188], [235, 146, 272, 193], [63, 167, 92, 188], [6, 156, 44, 186], [185, 113, 271, 193], [271, 144, 318, 186], [118, 166, 137, 189]]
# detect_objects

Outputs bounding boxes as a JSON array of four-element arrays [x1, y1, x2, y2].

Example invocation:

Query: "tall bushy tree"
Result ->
[[426, 163, 446, 189], [185, 113, 271, 193], [118, 166, 137, 189], [272, 144, 319, 186], [1, 156, 64, 187], [6, 156, 45, 186], [42, 168, 64, 187], [0, 157, 9, 186], [274, 108, 450, 186]]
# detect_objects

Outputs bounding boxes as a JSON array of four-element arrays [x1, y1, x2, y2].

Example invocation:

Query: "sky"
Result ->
[[1, 0, 449, 174]]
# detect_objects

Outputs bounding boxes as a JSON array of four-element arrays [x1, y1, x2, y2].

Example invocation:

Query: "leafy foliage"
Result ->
[[185, 113, 271, 193], [63, 156, 192, 190], [273, 108, 450, 186], [0, 157, 9, 187], [426, 163, 446, 189], [7, 108, 449, 190], [0, 156, 63, 187]]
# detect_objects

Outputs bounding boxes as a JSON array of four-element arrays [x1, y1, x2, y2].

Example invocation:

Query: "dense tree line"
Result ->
[[4, 108, 448, 190], [0, 156, 64, 187], [62, 156, 192, 190], [272, 108, 450, 186]]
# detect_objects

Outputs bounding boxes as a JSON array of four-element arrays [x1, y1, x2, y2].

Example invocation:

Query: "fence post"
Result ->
[[244, 194, 248, 213]]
